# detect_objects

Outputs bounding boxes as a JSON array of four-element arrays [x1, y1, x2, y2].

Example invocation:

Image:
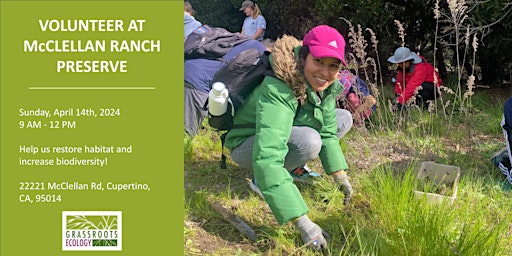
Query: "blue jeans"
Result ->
[[184, 82, 208, 137], [230, 109, 353, 170]]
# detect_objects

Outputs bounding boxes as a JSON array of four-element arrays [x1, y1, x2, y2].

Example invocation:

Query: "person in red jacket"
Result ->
[[388, 47, 442, 110]]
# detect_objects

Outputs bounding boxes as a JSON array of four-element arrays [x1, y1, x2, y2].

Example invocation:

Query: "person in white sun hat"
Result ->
[[388, 46, 443, 110]]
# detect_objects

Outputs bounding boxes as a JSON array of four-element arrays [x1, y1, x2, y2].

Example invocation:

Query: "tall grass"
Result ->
[[358, 166, 512, 255], [185, 98, 512, 255], [185, 126, 512, 255], [341, 0, 485, 133]]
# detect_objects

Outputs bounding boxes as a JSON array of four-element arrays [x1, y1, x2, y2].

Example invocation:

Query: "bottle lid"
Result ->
[[212, 82, 226, 92]]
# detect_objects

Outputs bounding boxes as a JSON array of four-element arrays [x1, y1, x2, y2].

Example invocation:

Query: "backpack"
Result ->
[[204, 48, 274, 168], [207, 48, 273, 130], [185, 24, 250, 60]]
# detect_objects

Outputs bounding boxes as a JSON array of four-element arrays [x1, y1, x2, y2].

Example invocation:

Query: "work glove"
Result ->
[[333, 170, 353, 206], [293, 215, 330, 250]]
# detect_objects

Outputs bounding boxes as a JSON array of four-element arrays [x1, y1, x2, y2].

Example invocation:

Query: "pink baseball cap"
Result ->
[[303, 25, 347, 66]]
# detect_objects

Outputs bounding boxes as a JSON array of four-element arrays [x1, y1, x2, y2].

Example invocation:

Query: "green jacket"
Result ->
[[224, 36, 349, 225]]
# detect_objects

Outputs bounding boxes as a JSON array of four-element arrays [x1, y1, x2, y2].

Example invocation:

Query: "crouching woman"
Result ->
[[224, 25, 353, 250]]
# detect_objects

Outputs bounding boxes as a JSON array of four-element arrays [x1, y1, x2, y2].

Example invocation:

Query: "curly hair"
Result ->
[[271, 35, 308, 105]]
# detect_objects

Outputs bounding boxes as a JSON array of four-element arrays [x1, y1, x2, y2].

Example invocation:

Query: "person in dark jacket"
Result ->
[[491, 97, 512, 184], [225, 25, 354, 250], [184, 40, 267, 137], [388, 47, 442, 109], [184, 59, 224, 137]]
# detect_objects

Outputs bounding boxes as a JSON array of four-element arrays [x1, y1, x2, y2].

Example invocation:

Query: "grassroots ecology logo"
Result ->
[[62, 211, 122, 251]]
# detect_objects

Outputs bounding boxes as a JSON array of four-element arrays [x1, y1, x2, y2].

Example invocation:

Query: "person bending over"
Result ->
[[388, 46, 442, 110]]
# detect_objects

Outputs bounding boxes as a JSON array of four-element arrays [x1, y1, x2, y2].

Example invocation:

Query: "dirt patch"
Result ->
[[185, 219, 257, 254]]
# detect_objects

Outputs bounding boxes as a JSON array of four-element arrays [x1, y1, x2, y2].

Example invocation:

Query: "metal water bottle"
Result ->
[[208, 82, 229, 116]]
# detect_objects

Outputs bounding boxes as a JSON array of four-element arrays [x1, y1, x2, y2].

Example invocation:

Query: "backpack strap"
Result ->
[[220, 132, 228, 169]]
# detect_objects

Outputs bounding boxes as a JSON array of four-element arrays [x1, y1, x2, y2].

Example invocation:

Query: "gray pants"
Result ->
[[184, 82, 208, 137], [230, 108, 353, 170]]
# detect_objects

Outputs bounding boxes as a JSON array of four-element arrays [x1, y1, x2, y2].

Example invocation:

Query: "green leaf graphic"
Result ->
[[66, 215, 117, 230]]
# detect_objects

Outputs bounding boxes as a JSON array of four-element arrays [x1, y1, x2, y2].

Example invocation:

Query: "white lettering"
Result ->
[[38, 19, 124, 32]]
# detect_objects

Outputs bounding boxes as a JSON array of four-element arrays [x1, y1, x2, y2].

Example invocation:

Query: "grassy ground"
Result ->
[[184, 86, 512, 256]]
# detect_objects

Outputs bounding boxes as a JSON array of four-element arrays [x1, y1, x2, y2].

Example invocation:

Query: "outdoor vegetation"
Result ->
[[185, 0, 512, 255]]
